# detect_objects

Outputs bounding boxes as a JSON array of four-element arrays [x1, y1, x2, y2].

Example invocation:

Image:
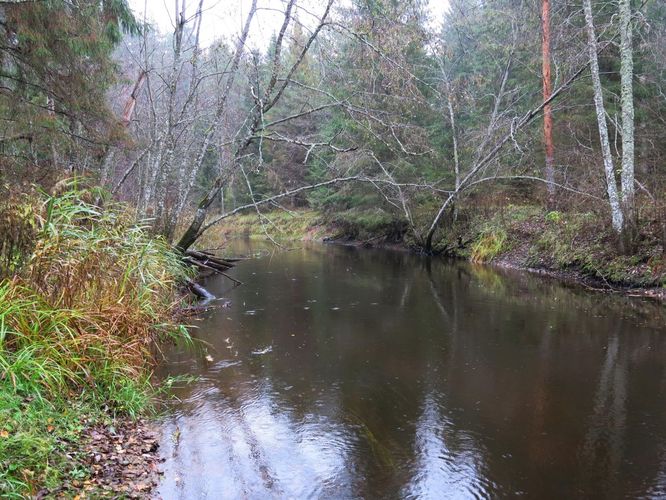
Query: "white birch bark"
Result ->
[[165, 0, 205, 239], [583, 0, 623, 234], [152, 0, 187, 231], [445, 75, 460, 221], [619, 0, 635, 228]]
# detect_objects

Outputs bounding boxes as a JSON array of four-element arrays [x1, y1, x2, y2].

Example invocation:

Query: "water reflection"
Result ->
[[157, 242, 666, 498], [403, 393, 494, 499]]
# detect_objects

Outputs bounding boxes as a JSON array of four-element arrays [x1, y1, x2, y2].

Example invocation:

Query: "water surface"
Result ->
[[157, 241, 666, 499]]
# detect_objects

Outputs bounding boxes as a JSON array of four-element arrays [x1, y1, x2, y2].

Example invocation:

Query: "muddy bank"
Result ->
[[492, 257, 666, 302]]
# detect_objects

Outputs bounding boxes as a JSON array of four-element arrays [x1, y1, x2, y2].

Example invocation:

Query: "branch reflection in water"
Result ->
[[157, 241, 666, 499]]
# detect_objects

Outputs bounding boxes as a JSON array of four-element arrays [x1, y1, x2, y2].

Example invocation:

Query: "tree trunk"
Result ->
[[176, 176, 227, 252], [97, 70, 147, 201], [171, 0, 258, 250], [583, 0, 623, 234], [542, 0, 555, 207], [619, 0, 635, 244], [445, 75, 460, 222]]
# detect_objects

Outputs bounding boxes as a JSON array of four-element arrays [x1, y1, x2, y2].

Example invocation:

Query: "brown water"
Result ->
[[157, 241, 666, 499]]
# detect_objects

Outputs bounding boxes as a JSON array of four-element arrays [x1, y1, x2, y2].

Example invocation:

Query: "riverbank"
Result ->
[[0, 395, 162, 498], [446, 204, 666, 300], [205, 205, 666, 300], [0, 187, 190, 497]]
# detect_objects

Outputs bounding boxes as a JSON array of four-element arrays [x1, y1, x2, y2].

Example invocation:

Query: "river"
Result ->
[[156, 241, 666, 499]]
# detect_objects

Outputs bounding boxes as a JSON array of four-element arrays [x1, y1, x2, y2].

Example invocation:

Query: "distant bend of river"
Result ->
[[157, 240, 666, 499]]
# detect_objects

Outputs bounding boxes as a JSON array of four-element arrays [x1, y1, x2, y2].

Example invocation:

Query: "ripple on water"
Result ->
[[208, 359, 242, 374], [158, 241, 666, 499]]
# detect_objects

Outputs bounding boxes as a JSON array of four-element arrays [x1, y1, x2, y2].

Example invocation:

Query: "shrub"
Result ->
[[0, 192, 37, 279], [545, 210, 562, 223]]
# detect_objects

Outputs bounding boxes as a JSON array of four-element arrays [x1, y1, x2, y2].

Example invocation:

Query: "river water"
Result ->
[[156, 241, 666, 499]]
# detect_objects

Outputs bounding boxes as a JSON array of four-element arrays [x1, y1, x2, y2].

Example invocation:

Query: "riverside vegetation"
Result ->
[[0, 185, 191, 496], [210, 201, 666, 292]]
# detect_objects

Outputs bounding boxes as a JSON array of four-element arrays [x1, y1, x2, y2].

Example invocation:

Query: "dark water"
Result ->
[[157, 241, 666, 499]]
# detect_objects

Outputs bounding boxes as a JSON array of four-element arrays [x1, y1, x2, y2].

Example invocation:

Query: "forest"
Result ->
[[0, 0, 665, 497]]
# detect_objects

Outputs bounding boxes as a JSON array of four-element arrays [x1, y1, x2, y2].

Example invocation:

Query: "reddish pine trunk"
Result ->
[[121, 71, 147, 126], [542, 0, 555, 206]]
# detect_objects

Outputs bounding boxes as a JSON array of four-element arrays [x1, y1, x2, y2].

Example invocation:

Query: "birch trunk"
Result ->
[[445, 76, 460, 221], [150, 0, 186, 234], [165, 0, 257, 243], [582, 0, 623, 234], [164, 0, 205, 240], [175, 0, 258, 251], [619, 0, 635, 235]]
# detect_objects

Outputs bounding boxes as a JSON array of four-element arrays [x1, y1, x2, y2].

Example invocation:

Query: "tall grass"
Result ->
[[1, 185, 190, 404], [0, 184, 191, 495]]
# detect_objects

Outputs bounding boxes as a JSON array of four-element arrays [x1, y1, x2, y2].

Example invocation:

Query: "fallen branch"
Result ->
[[186, 278, 215, 301]]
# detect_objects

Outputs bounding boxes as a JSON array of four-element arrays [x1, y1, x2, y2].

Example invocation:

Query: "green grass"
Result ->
[[0, 388, 114, 497], [0, 184, 192, 495], [470, 228, 508, 263]]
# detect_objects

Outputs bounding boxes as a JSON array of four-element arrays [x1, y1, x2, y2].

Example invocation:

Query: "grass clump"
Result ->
[[470, 228, 508, 263], [530, 212, 598, 268], [0, 184, 191, 496]]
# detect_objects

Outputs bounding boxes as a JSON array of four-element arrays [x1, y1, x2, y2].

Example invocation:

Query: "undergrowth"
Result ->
[[198, 209, 325, 246], [0, 184, 191, 496], [329, 208, 407, 242], [470, 228, 508, 263]]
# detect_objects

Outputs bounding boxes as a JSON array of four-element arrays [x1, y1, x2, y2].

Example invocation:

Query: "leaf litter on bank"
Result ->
[[36, 418, 163, 499]]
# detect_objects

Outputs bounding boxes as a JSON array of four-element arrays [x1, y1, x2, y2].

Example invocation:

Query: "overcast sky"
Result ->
[[127, 0, 450, 48]]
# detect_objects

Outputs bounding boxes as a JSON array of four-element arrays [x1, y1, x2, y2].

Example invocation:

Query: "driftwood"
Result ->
[[186, 278, 216, 301], [182, 249, 244, 287], [184, 249, 237, 270]]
